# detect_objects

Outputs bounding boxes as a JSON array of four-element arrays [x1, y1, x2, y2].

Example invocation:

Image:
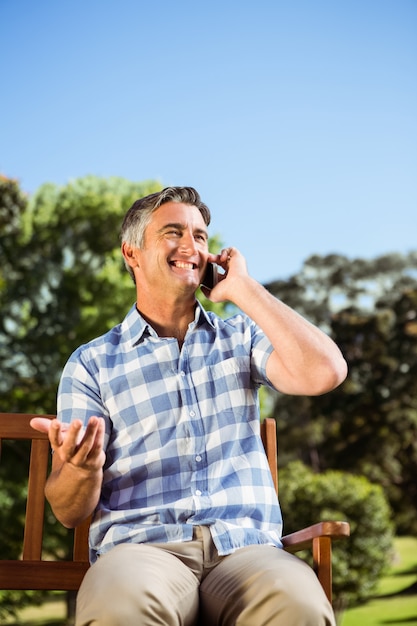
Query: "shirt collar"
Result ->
[[120, 304, 149, 347], [195, 300, 216, 329], [122, 300, 215, 347]]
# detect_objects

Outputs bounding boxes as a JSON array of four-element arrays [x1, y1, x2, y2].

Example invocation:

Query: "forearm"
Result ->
[[45, 458, 102, 528], [230, 276, 347, 395], [39, 416, 106, 528]]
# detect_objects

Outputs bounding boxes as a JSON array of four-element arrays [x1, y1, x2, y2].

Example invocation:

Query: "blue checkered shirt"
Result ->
[[58, 303, 283, 563]]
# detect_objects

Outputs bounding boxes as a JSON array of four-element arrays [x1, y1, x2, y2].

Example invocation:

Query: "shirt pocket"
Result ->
[[205, 357, 253, 417]]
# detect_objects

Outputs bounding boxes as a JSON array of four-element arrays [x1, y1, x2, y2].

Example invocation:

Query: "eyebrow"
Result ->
[[158, 222, 208, 239]]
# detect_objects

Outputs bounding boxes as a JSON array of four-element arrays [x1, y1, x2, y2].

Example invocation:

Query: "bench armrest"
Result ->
[[282, 520, 350, 553]]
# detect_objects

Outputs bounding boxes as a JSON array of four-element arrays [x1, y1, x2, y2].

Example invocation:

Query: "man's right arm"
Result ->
[[31, 416, 105, 528]]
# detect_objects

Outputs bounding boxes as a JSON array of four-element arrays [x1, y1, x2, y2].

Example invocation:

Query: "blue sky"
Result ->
[[1, 0, 416, 284]]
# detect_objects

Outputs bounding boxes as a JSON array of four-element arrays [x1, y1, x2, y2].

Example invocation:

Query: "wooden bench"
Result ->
[[0, 413, 349, 603]]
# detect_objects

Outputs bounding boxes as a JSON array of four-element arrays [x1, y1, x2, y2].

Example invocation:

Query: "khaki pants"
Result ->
[[76, 526, 335, 626]]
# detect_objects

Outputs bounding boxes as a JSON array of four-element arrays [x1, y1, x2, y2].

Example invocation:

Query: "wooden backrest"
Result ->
[[0, 413, 89, 590], [0, 413, 278, 591], [260, 417, 278, 493]]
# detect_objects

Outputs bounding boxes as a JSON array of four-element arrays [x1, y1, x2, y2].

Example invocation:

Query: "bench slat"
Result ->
[[0, 561, 89, 590]]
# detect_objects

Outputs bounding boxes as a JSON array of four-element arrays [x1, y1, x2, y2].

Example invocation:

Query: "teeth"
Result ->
[[173, 262, 194, 269]]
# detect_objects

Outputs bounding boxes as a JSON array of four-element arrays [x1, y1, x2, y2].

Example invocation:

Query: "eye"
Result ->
[[194, 231, 208, 242]]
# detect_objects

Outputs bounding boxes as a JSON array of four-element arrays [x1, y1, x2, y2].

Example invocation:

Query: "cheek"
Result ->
[[198, 240, 209, 254]]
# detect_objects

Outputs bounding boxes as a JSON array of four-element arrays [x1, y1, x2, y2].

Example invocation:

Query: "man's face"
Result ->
[[135, 201, 210, 294]]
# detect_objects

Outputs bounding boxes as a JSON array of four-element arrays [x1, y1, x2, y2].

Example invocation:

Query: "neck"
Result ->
[[136, 297, 197, 344]]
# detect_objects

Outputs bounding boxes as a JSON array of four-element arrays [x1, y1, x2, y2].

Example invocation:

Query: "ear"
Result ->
[[121, 242, 140, 269]]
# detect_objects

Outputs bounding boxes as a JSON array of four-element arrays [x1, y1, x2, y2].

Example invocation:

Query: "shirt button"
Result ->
[[180, 371, 186, 377], [196, 455, 202, 462], [189, 410, 196, 417], [195, 489, 202, 496]]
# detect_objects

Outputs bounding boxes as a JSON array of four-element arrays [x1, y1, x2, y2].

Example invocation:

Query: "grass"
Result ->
[[341, 536, 417, 626], [3, 594, 68, 625], [4, 537, 417, 625]]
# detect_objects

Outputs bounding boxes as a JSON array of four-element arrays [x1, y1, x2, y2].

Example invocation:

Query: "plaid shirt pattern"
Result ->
[[58, 303, 283, 563]]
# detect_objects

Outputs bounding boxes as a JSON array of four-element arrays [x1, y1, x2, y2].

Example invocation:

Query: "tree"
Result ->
[[265, 252, 417, 329], [266, 253, 417, 534], [1, 176, 164, 413], [279, 461, 394, 621]]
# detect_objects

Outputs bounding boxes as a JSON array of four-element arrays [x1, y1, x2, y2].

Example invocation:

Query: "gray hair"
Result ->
[[120, 186, 211, 280]]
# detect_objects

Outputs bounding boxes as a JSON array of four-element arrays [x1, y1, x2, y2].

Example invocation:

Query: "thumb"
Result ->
[[30, 417, 54, 434]]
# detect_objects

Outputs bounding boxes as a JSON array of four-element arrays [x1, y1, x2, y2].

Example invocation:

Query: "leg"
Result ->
[[76, 543, 200, 626], [200, 545, 336, 626]]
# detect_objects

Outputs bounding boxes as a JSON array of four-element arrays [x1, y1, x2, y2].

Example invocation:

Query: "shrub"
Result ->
[[279, 461, 394, 614]]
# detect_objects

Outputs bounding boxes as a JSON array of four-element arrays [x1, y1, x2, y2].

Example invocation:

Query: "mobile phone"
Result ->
[[201, 263, 218, 290]]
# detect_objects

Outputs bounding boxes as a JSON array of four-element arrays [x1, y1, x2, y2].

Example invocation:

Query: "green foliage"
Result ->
[[267, 253, 417, 535], [279, 461, 394, 612], [265, 252, 417, 329], [0, 590, 46, 623]]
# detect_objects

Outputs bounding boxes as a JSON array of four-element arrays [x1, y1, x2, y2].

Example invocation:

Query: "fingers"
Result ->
[[29, 417, 82, 448], [49, 417, 105, 470], [210, 247, 248, 283], [53, 419, 83, 458], [205, 247, 250, 305], [73, 417, 104, 465], [219, 247, 234, 264], [209, 247, 235, 268]]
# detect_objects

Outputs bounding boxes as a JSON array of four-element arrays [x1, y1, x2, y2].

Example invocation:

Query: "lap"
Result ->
[[76, 540, 335, 626]]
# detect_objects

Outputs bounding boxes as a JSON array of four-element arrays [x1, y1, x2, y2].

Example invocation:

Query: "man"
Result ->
[[32, 187, 347, 625]]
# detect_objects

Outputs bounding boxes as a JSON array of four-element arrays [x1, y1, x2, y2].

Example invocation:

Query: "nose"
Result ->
[[179, 230, 198, 255]]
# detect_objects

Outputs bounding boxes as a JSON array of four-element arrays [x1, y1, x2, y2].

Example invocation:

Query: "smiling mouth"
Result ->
[[170, 261, 197, 270]]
